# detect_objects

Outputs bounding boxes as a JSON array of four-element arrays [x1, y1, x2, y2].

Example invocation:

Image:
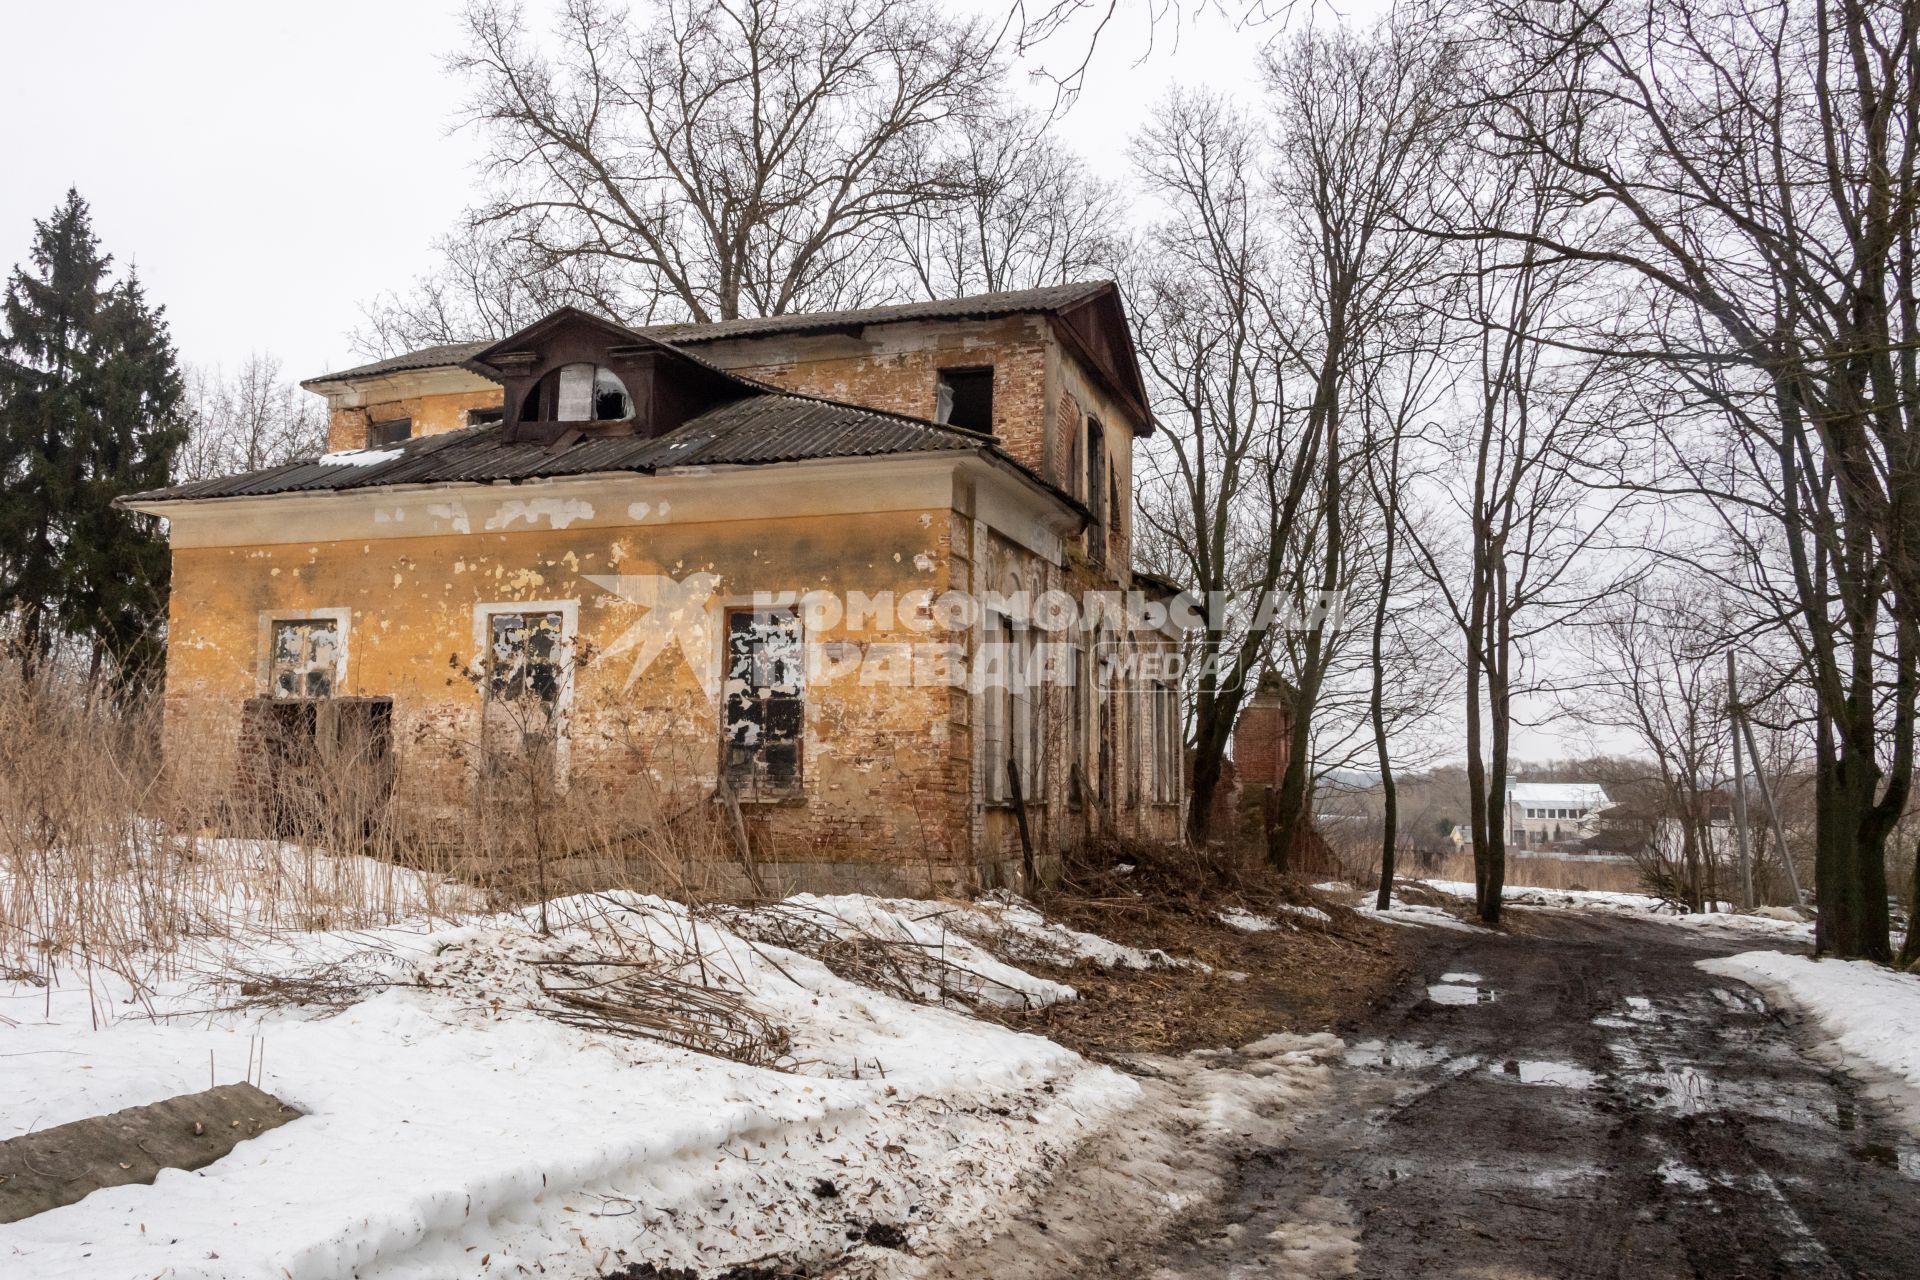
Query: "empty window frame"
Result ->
[[267, 615, 345, 699], [934, 367, 994, 432], [467, 405, 506, 428], [1152, 680, 1182, 804], [368, 417, 412, 448], [724, 608, 805, 798], [522, 363, 634, 423]]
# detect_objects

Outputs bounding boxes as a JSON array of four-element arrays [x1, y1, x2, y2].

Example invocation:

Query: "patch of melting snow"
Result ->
[[318, 447, 404, 467], [1657, 1158, 1714, 1192], [1218, 907, 1279, 933], [1441, 972, 1483, 983], [1427, 981, 1497, 1006]]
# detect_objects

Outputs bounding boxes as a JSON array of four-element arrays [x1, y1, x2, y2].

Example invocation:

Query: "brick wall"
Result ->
[[694, 317, 1059, 486]]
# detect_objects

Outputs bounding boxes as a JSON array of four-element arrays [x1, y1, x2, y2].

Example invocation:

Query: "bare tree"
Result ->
[[1576, 582, 1745, 910], [351, 220, 627, 359], [176, 354, 326, 482], [1126, 89, 1317, 848], [1257, 20, 1457, 871], [453, 0, 1003, 324], [1427, 0, 1920, 959], [891, 106, 1124, 299], [1400, 151, 1632, 924]]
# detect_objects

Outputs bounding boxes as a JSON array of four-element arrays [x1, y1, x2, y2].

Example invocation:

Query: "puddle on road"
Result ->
[[1343, 1038, 1460, 1071], [1492, 1059, 1603, 1089], [1427, 982, 1497, 1006]]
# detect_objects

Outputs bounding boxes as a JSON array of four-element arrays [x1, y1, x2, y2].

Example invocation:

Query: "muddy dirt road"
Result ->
[[1128, 914, 1920, 1280]]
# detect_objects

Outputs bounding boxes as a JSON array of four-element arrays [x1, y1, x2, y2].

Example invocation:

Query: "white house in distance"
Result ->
[[1507, 782, 1611, 851]]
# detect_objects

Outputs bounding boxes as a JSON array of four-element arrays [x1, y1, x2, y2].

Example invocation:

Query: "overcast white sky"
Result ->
[[4, 0, 1603, 764], [1, 0, 1281, 382]]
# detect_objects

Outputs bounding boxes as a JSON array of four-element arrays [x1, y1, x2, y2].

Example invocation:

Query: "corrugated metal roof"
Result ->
[[305, 283, 1116, 385], [640, 281, 1113, 345], [302, 341, 495, 387], [123, 392, 990, 504]]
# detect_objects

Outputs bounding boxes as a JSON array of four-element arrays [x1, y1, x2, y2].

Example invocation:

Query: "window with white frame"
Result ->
[[267, 615, 344, 699], [477, 605, 573, 779], [724, 607, 804, 798]]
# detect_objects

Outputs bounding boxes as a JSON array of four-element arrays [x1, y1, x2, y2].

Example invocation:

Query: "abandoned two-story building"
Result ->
[[123, 282, 1188, 891]]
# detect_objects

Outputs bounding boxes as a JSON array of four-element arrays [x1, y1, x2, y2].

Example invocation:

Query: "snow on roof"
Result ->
[[1509, 782, 1611, 807]]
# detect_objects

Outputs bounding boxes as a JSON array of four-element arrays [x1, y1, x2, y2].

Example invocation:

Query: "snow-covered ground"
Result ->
[[1700, 951, 1920, 1132], [1417, 879, 1817, 943], [0, 859, 1328, 1279]]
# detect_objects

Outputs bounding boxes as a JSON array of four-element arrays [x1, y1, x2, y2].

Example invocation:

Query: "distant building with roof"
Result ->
[[1506, 781, 1611, 851]]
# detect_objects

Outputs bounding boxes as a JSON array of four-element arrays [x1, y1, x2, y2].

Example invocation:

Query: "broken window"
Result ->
[[480, 608, 569, 781], [724, 608, 804, 798], [368, 417, 412, 448], [240, 696, 395, 836], [487, 611, 566, 709], [268, 618, 341, 699], [934, 367, 993, 432], [522, 362, 633, 423]]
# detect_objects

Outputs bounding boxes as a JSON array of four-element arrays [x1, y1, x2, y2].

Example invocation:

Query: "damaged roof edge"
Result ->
[[118, 445, 1091, 531]]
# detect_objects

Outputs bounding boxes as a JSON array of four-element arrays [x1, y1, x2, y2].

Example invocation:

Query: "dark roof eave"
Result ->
[[117, 443, 1091, 530]]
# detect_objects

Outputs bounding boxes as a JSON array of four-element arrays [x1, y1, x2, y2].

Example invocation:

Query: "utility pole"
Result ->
[[1739, 715, 1807, 911], [1727, 653, 1755, 910]]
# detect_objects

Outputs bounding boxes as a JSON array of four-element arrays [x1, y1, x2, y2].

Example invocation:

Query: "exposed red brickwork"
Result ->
[[700, 318, 1060, 486]]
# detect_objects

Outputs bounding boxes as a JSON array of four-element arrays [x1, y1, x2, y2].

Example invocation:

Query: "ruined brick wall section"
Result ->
[[1234, 694, 1293, 791], [695, 317, 1057, 484], [1052, 346, 1144, 574], [324, 389, 504, 453]]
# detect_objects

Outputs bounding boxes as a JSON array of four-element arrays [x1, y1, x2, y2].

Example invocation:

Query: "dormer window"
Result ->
[[521, 362, 633, 423], [368, 417, 412, 448], [934, 367, 993, 432]]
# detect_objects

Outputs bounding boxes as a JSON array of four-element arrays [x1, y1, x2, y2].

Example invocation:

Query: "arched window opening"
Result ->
[[523, 362, 634, 423]]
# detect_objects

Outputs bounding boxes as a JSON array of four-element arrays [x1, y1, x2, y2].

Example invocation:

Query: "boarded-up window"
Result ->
[[269, 619, 340, 699], [724, 609, 804, 797], [368, 417, 412, 448], [487, 611, 565, 708], [1085, 419, 1107, 567]]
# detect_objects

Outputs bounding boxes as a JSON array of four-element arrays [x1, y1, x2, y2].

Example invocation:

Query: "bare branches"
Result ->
[[452, 0, 1005, 323]]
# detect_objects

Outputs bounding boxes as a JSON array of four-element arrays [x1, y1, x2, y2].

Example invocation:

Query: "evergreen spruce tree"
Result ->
[[0, 189, 184, 688], [70, 267, 186, 687]]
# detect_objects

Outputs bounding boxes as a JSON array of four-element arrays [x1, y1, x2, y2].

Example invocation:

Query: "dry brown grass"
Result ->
[[0, 670, 746, 999], [978, 838, 1416, 1059], [1412, 849, 1647, 895]]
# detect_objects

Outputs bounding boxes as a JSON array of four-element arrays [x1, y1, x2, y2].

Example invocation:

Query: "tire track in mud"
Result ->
[[1116, 915, 1919, 1280]]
